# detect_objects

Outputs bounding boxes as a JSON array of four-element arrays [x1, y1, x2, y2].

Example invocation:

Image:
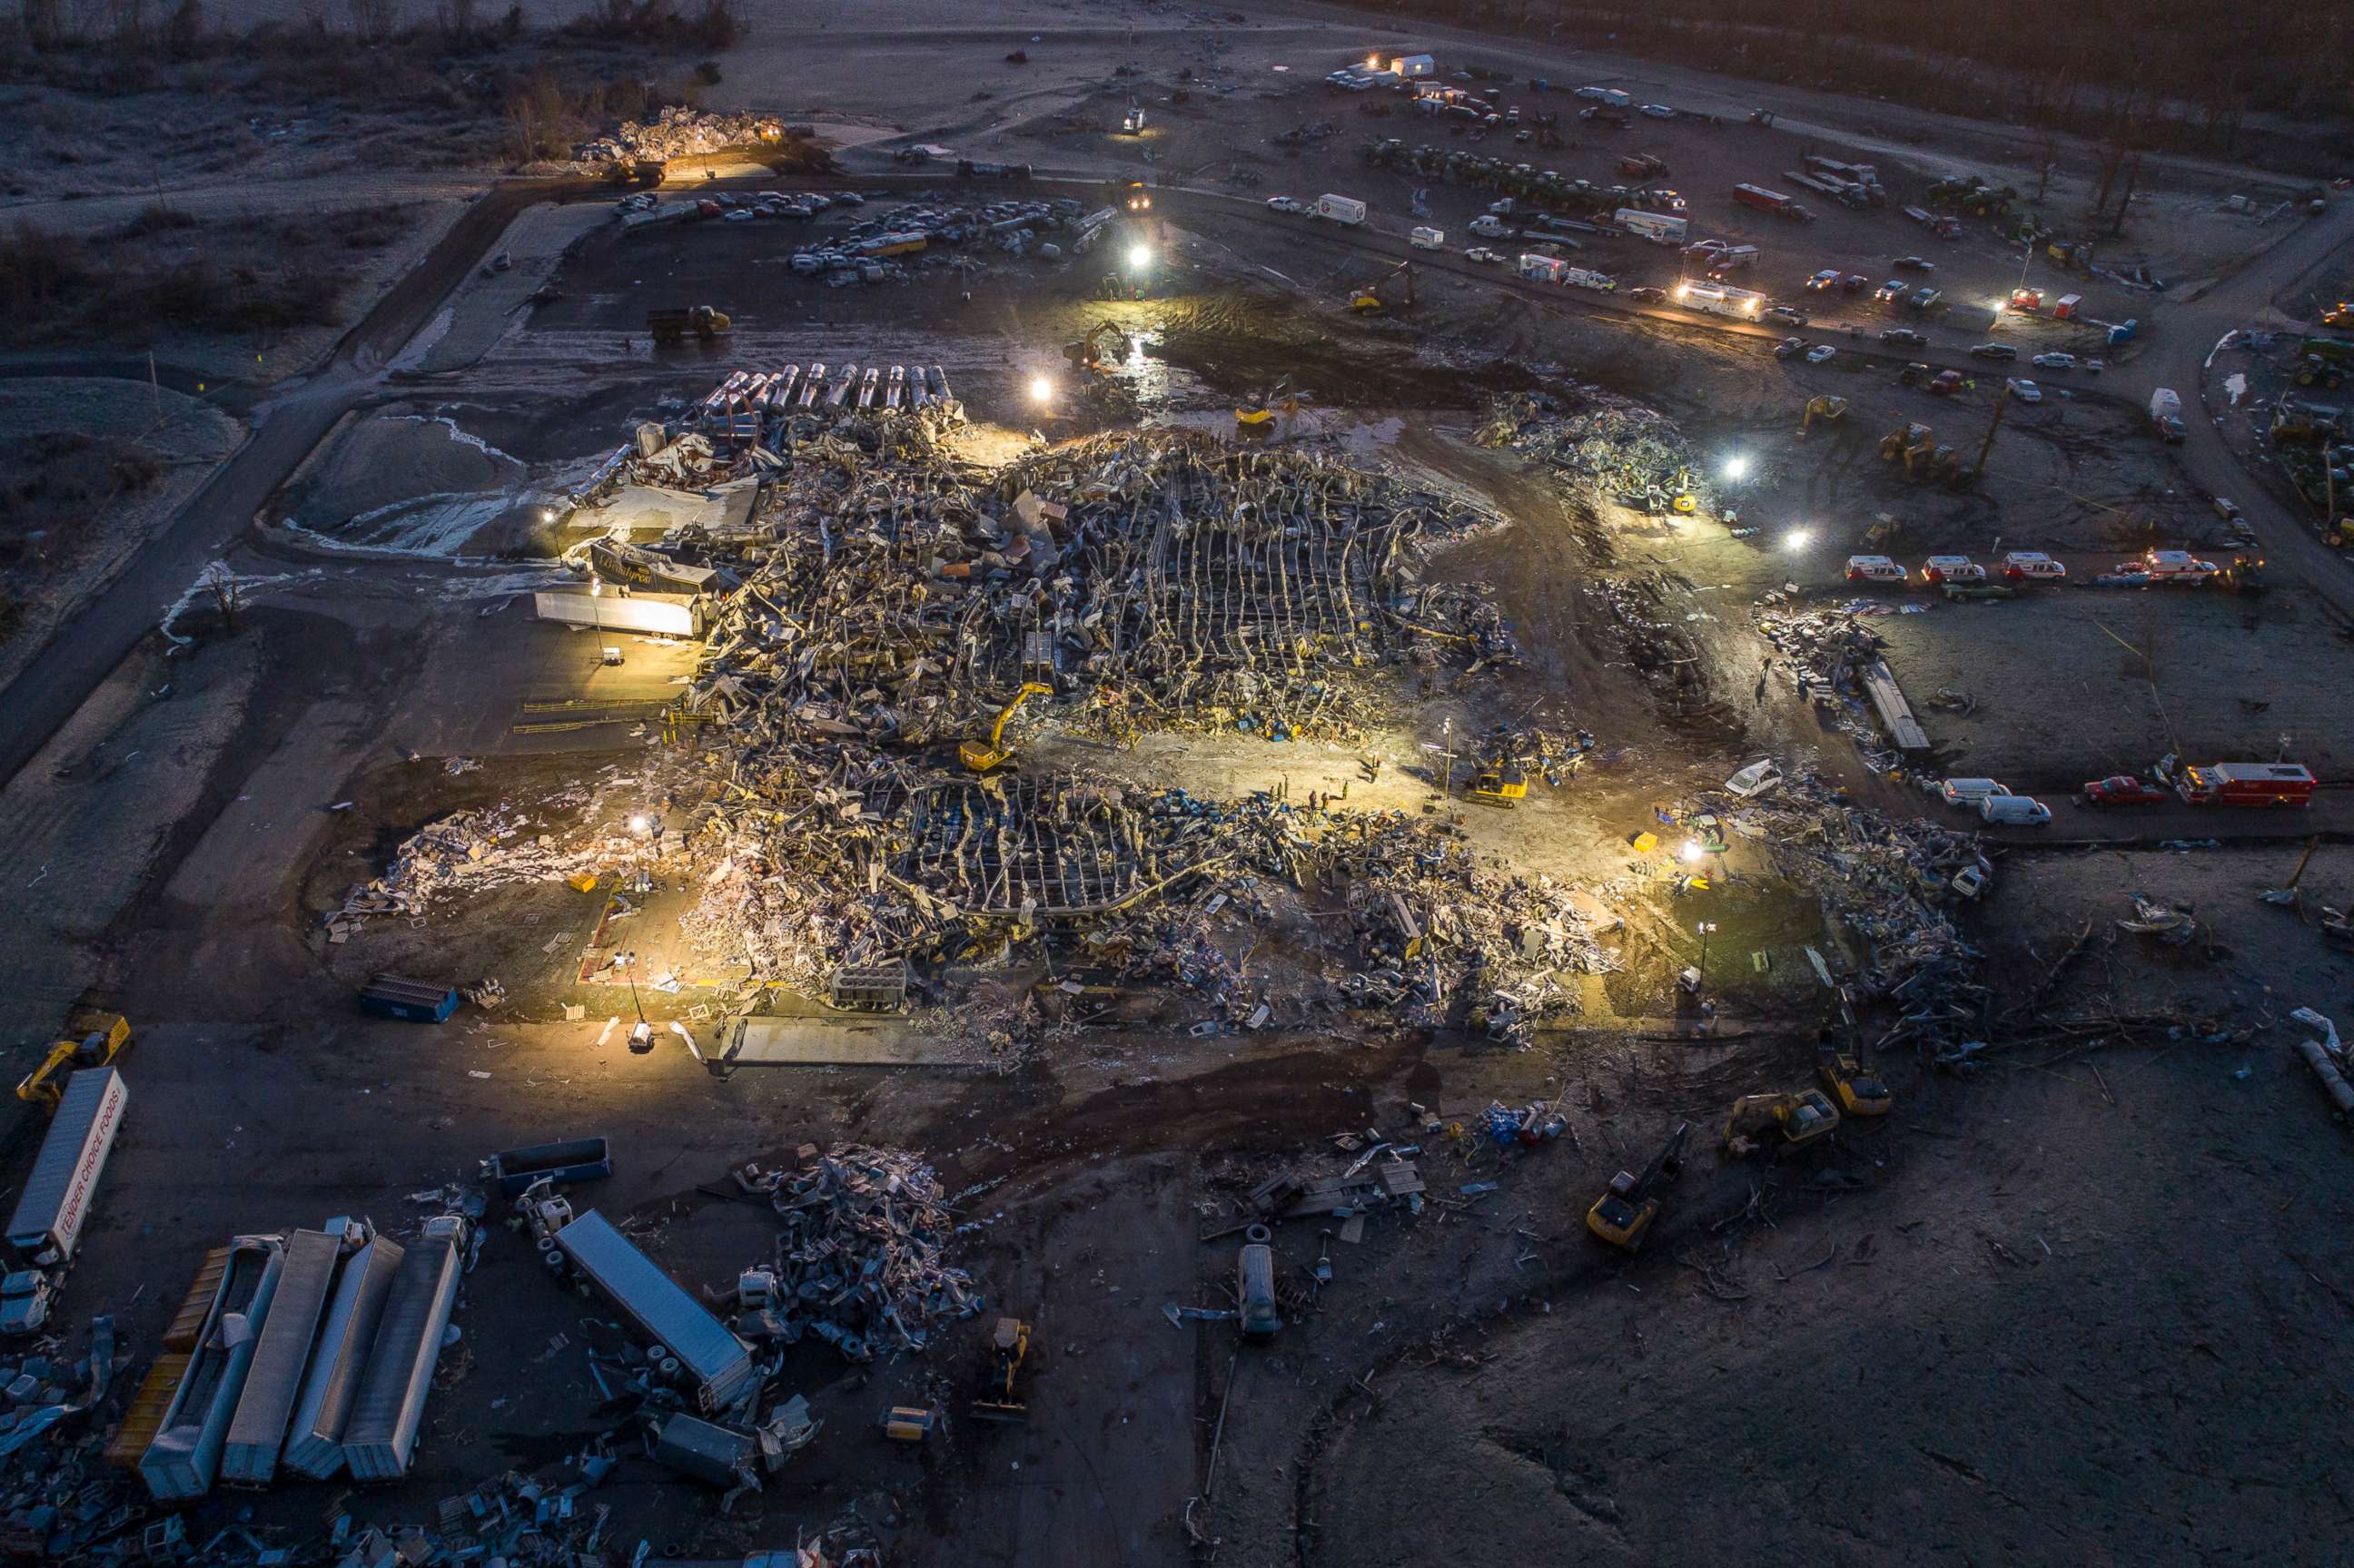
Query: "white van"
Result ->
[[2001, 551, 2066, 581], [1980, 795, 2052, 826], [1845, 554, 1907, 583], [1939, 778, 2010, 810]]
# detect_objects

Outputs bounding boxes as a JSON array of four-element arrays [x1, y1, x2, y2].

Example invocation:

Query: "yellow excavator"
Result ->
[[1586, 1120, 1690, 1251], [18, 1011, 131, 1110], [960, 682, 1053, 774], [1879, 422, 1932, 464], [1467, 755, 1528, 807], [1064, 321, 1131, 374], [1723, 1089, 1840, 1157], [970, 1317, 1033, 1423], [1799, 394, 1848, 434], [1814, 985, 1891, 1115], [1237, 374, 1296, 431], [646, 304, 732, 343], [1349, 260, 1416, 313]]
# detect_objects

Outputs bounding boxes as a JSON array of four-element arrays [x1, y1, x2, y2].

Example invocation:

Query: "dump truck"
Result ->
[[647, 305, 732, 343], [6, 1066, 127, 1267]]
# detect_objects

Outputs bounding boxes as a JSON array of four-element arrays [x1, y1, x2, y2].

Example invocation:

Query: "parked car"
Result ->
[[2079, 775, 2168, 806], [1805, 344, 1838, 365], [1639, 103, 1676, 118], [1775, 336, 1804, 359], [2006, 378, 2043, 403], [1894, 255, 1935, 271], [1626, 285, 1667, 303], [1929, 370, 1965, 395], [1804, 269, 1842, 292], [1910, 287, 1944, 312], [1981, 795, 2053, 826], [1898, 362, 1930, 385], [1266, 195, 1304, 212], [1840, 273, 1869, 293], [2082, 358, 2104, 373], [1881, 327, 1928, 347], [1939, 778, 2011, 809], [1765, 304, 1808, 326], [1970, 342, 2020, 361], [2032, 351, 2078, 370], [1921, 556, 1986, 584], [1874, 280, 1907, 303], [1464, 245, 1505, 264]]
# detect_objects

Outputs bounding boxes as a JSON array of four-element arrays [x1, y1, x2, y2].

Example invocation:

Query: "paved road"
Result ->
[[0, 179, 592, 791]]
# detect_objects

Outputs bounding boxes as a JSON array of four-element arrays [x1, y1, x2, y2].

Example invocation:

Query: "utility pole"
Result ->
[[1974, 381, 2014, 479], [1696, 921, 1717, 996]]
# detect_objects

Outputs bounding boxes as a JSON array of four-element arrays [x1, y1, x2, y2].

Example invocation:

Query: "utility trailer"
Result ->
[[556, 1210, 754, 1414], [5, 1066, 126, 1267], [221, 1229, 343, 1486], [341, 1217, 469, 1481], [281, 1238, 404, 1481], [141, 1237, 286, 1502], [484, 1138, 614, 1199]]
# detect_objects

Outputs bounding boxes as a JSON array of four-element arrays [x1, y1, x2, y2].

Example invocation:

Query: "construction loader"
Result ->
[[960, 683, 1053, 774], [647, 305, 732, 343], [1236, 375, 1296, 431], [17, 1011, 130, 1110], [1467, 755, 1528, 807], [1586, 1120, 1690, 1251], [970, 1317, 1033, 1422], [1349, 260, 1416, 314], [1799, 394, 1848, 435], [1722, 1089, 1840, 1156], [1064, 321, 1132, 374], [1815, 991, 1890, 1117]]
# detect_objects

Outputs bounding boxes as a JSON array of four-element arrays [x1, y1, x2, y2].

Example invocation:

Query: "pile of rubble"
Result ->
[[327, 804, 620, 935], [1476, 394, 1715, 518], [1726, 772, 1989, 1050], [1756, 603, 1910, 766], [739, 1147, 983, 1363], [573, 107, 787, 169]]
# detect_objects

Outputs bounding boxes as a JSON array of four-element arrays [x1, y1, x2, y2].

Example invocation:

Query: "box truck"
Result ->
[[1314, 193, 1367, 225]]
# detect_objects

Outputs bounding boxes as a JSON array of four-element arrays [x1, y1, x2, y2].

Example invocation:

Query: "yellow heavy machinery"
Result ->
[[1723, 1089, 1840, 1156], [1816, 993, 1891, 1117], [1467, 755, 1528, 807], [971, 1317, 1034, 1423], [1116, 179, 1152, 212], [17, 1011, 129, 1110], [1799, 394, 1848, 434], [1064, 321, 1132, 374], [881, 1405, 937, 1443], [1879, 422, 1933, 465], [1236, 375, 1296, 431], [647, 304, 732, 343], [1349, 260, 1416, 313], [1586, 1120, 1690, 1252], [959, 682, 1053, 774]]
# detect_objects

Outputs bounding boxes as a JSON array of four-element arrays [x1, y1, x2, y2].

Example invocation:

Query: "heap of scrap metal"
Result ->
[[743, 1147, 981, 1362], [1720, 773, 1989, 1050], [1476, 394, 1715, 517], [573, 107, 788, 168], [326, 805, 618, 935]]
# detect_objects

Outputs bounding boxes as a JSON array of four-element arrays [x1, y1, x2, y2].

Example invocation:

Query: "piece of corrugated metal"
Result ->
[[339, 1232, 460, 1481], [281, 1238, 405, 1480], [220, 1230, 341, 1485]]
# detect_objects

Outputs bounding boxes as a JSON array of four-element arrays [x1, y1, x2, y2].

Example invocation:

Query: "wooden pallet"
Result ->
[[161, 1246, 231, 1353], [104, 1353, 191, 1469]]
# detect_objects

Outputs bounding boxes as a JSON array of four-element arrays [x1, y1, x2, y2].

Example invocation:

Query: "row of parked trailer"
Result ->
[[697, 363, 955, 437]]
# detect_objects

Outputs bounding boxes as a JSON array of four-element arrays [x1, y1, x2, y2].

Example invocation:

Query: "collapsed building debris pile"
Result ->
[[738, 1147, 982, 1362], [1312, 809, 1611, 1035], [0, 1317, 120, 1562], [1756, 605, 1910, 767], [574, 107, 789, 169], [1726, 774, 1989, 1055], [1476, 394, 1715, 518], [328, 805, 622, 934]]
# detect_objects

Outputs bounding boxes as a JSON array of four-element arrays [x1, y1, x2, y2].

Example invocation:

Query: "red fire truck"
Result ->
[[2174, 762, 2317, 807]]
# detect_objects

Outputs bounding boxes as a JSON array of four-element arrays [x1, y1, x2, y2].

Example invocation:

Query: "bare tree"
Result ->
[[348, 0, 393, 42]]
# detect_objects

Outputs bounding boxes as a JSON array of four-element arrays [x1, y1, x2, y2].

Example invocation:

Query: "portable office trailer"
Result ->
[[221, 1230, 341, 1486], [556, 1210, 754, 1413], [340, 1218, 466, 1481], [6, 1066, 127, 1266], [281, 1238, 405, 1481], [141, 1237, 286, 1503]]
